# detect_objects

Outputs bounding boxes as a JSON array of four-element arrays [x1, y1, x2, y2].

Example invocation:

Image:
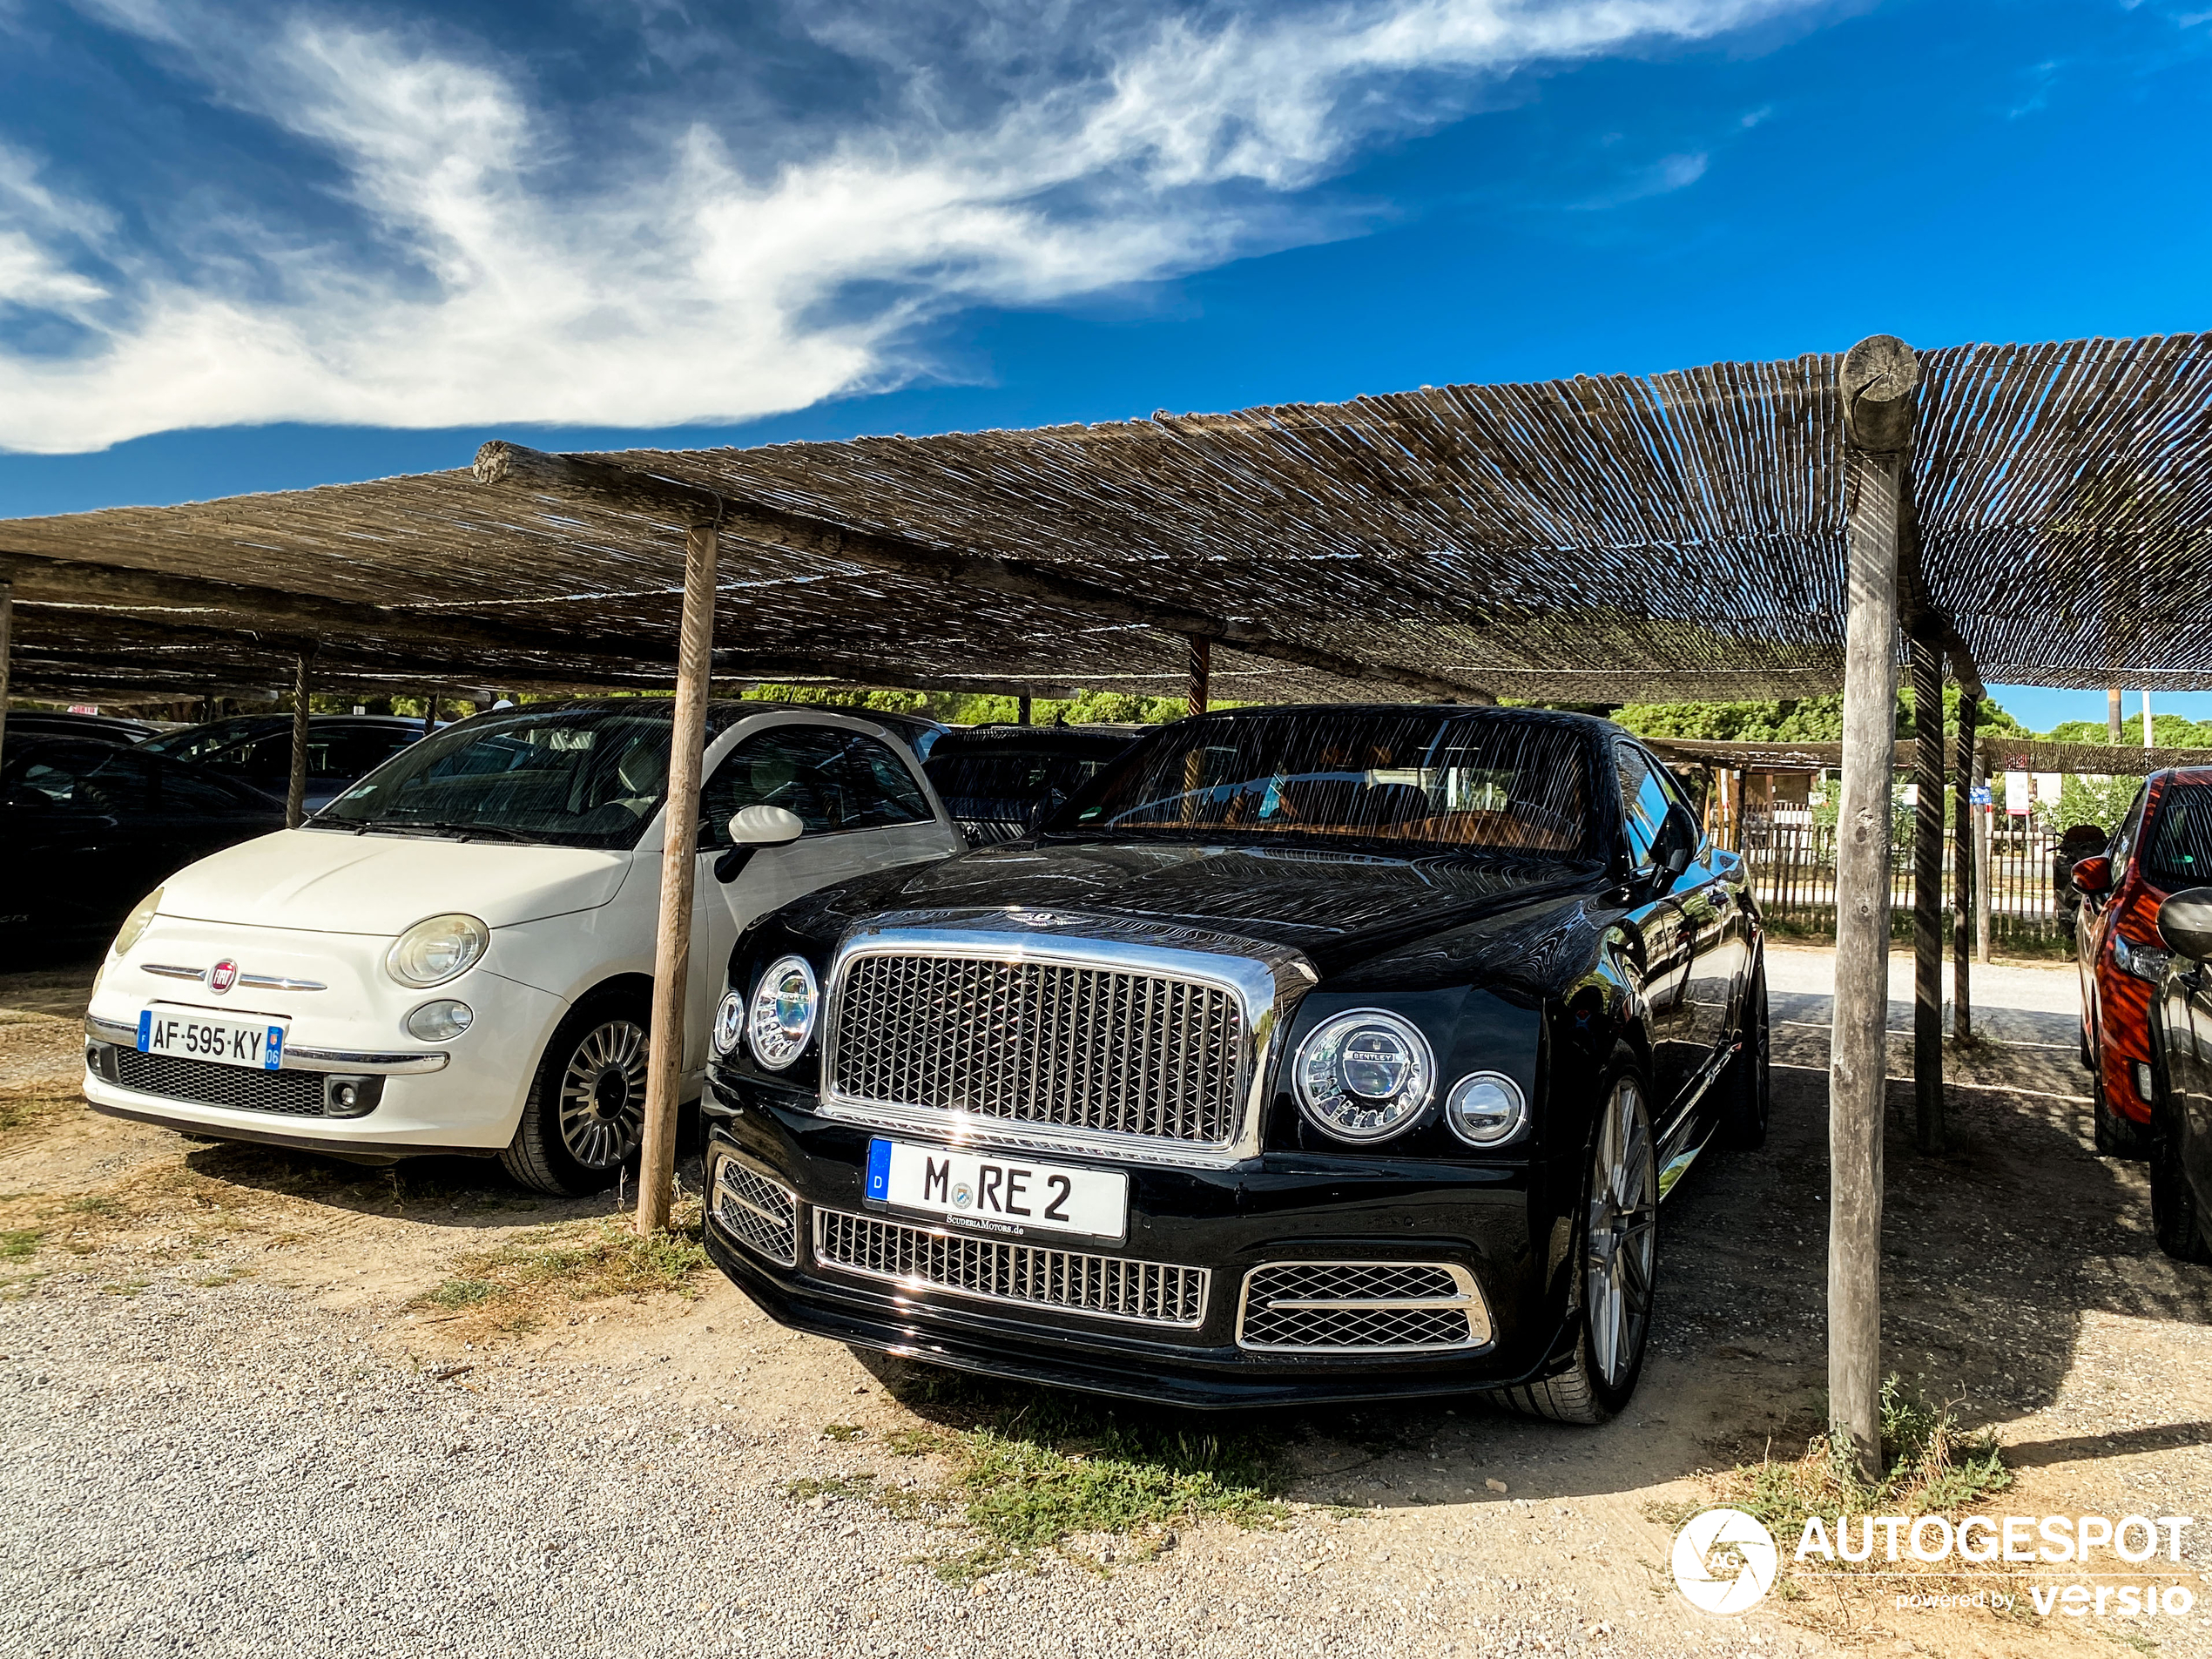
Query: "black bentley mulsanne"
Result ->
[[697, 705, 1767, 1418]]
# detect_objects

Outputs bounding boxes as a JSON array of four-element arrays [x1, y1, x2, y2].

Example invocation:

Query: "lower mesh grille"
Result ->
[[711, 1159, 799, 1267], [1238, 1261, 1489, 1352], [113, 1049, 328, 1116], [814, 1209, 1208, 1328]]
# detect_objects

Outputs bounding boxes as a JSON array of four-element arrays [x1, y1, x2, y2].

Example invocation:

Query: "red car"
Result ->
[[2074, 769, 2212, 1157]]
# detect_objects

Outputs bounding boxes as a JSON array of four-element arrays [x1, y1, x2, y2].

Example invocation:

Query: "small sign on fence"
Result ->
[[2004, 771, 2033, 817], [1970, 785, 1993, 807]]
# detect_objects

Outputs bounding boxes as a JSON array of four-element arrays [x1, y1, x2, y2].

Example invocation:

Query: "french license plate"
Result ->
[[136, 1008, 287, 1071], [866, 1138, 1128, 1244]]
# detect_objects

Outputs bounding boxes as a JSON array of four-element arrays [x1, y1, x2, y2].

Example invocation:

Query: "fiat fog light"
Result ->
[[385, 914, 489, 988], [111, 887, 164, 958], [404, 1000, 475, 1042], [1294, 1009, 1434, 1143], [1445, 1071, 1527, 1146], [711, 991, 745, 1056], [746, 957, 818, 1070]]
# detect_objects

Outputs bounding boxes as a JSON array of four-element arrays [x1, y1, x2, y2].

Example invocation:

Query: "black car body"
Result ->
[[923, 724, 1142, 844], [137, 715, 433, 813], [0, 737, 286, 951], [698, 706, 1766, 1415], [6, 711, 167, 745], [2136, 794, 2212, 1264]]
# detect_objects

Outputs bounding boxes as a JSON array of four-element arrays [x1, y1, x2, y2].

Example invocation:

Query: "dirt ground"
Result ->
[[2, 944, 2208, 1658]]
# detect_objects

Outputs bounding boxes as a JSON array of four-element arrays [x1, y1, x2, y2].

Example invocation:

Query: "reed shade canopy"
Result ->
[[3, 332, 2212, 704]]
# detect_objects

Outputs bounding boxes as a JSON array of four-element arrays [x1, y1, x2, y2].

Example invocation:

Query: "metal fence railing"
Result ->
[[1737, 814, 2069, 950]]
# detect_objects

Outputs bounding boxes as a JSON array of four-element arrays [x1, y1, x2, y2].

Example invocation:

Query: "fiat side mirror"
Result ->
[[2072, 854, 2113, 897], [2158, 888, 2212, 961], [715, 805, 805, 884]]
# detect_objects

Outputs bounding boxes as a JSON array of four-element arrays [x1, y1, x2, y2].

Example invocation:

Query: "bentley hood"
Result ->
[[157, 827, 634, 935]]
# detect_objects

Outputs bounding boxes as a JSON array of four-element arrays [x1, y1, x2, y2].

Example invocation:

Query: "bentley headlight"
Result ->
[[711, 990, 745, 1056], [1444, 1071, 1527, 1147], [1293, 1008, 1434, 1143], [746, 956, 818, 1070], [385, 913, 489, 988], [111, 887, 164, 958]]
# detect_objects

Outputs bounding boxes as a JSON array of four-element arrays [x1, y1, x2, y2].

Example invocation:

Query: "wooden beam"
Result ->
[[474, 441, 1497, 705], [1187, 635, 1211, 719], [0, 550, 664, 669], [286, 653, 312, 829], [1830, 331, 1919, 1482], [1952, 689, 1979, 1044], [0, 577, 11, 778], [1911, 627, 1946, 1153], [637, 521, 718, 1238]]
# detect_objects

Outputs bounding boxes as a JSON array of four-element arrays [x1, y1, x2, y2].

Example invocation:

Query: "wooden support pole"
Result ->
[[1016, 695, 1031, 726], [2108, 690, 2124, 746], [1910, 631, 1946, 1152], [1952, 692, 1979, 1044], [1831, 333, 1919, 1481], [0, 578, 11, 777], [637, 520, 718, 1239], [286, 653, 312, 828], [423, 691, 439, 736], [1975, 776, 1993, 965], [1187, 635, 1211, 720]]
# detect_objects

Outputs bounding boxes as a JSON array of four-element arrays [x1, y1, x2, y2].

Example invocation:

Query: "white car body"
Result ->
[[81, 709, 962, 1160]]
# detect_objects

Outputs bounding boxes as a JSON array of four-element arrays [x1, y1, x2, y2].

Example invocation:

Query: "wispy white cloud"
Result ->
[[0, 0, 1805, 452]]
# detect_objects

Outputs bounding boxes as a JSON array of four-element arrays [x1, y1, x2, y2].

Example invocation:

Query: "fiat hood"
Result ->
[[157, 827, 634, 934]]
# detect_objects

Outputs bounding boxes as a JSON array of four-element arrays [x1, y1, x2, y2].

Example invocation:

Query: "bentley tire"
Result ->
[[1719, 960, 1770, 1150], [1493, 1062, 1656, 1426], [2151, 1107, 2212, 1264], [501, 994, 652, 1197]]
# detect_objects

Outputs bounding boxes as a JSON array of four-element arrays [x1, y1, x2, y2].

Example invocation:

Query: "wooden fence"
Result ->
[[1737, 813, 2070, 949]]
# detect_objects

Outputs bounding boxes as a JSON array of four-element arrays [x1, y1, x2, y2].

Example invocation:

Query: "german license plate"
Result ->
[[137, 1008, 287, 1071], [866, 1137, 1127, 1244]]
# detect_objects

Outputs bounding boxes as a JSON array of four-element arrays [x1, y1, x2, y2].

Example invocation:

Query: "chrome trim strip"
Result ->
[[142, 964, 205, 981], [238, 974, 328, 992], [709, 1151, 800, 1268], [1235, 1260, 1494, 1354], [816, 914, 1315, 1169], [82, 1017, 445, 1075], [813, 1206, 1211, 1330]]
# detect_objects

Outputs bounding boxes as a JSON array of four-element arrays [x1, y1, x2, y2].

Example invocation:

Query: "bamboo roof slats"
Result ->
[[7, 332, 2212, 703]]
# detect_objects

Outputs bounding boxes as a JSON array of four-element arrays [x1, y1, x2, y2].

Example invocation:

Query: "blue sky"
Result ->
[[3, 0, 2210, 731]]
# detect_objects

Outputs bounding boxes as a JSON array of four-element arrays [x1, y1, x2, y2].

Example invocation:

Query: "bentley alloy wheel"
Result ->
[[1586, 1075, 1656, 1388]]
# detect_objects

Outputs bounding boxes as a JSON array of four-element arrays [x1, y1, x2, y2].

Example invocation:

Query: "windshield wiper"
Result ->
[[347, 819, 530, 844]]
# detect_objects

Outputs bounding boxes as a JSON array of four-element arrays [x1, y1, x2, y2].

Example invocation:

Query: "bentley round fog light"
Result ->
[[746, 956, 818, 1070], [1444, 1071, 1527, 1147], [711, 991, 745, 1056], [403, 999, 475, 1042], [385, 914, 489, 988], [1293, 1009, 1434, 1143], [111, 887, 164, 959]]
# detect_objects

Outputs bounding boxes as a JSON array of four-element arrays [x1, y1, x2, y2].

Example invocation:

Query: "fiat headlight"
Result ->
[[1293, 1008, 1434, 1143], [384, 914, 489, 988], [111, 887, 164, 958], [712, 990, 745, 1056], [746, 956, 818, 1070], [403, 1000, 475, 1042], [1444, 1071, 1527, 1147]]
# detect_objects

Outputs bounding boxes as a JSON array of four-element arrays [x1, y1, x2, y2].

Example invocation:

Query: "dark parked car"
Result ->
[[698, 705, 1766, 1418], [138, 715, 432, 813], [858, 710, 950, 764], [2152, 885, 2212, 1264], [6, 711, 166, 745], [923, 724, 1141, 843], [0, 738, 285, 952]]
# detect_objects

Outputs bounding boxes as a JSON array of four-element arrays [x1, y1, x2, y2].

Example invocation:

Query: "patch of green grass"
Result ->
[[424, 1278, 504, 1308], [820, 1423, 864, 1443], [66, 1195, 120, 1216], [0, 1227, 42, 1260], [409, 1202, 709, 1332], [98, 1278, 150, 1296]]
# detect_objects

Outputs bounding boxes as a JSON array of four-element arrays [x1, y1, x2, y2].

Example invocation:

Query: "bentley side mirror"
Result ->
[[2071, 854, 2113, 897], [715, 805, 805, 884], [1656, 811, 1696, 880], [1024, 788, 1069, 834], [2157, 888, 2212, 961]]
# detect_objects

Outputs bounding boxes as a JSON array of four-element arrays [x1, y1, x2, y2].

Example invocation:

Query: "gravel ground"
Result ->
[[3, 946, 2208, 1658]]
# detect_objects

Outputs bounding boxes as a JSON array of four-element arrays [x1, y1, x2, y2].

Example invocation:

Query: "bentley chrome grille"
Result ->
[[813, 1209, 1209, 1328], [711, 1156, 799, 1267], [829, 953, 1246, 1147], [1236, 1261, 1493, 1352]]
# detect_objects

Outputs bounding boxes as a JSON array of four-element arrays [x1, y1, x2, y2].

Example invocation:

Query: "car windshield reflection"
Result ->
[[313, 705, 673, 848]]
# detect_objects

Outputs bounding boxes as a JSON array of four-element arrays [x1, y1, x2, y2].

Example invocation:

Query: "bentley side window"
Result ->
[[1615, 745, 1670, 870]]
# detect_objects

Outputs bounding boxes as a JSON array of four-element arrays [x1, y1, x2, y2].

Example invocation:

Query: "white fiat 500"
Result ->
[[81, 700, 963, 1194]]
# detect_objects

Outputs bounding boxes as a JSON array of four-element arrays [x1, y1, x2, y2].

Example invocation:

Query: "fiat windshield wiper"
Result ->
[[356, 819, 530, 843]]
